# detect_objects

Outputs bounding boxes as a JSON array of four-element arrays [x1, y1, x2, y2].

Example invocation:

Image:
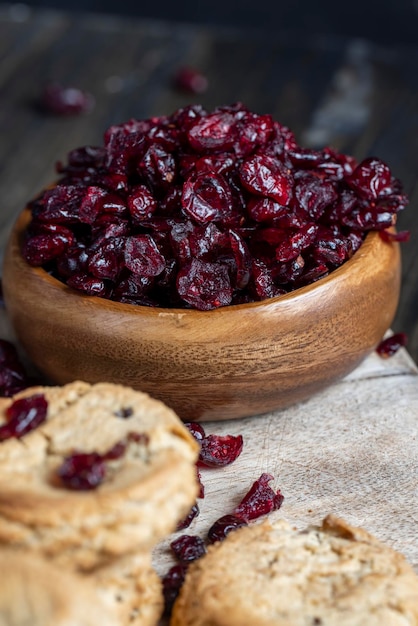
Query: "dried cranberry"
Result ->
[[376, 332, 407, 358], [239, 154, 293, 205], [170, 534, 206, 563], [198, 433, 243, 468], [40, 83, 94, 116], [379, 229, 410, 243], [22, 233, 68, 265], [184, 422, 206, 442], [233, 473, 284, 522], [124, 235, 165, 277], [346, 157, 393, 200], [57, 452, 106, 490], [187, 112, 237, 152], [207, 514, 247, 544], [162, 563, 188, 617], [173, 67, 208, 94], [176, 502, 200, 530], [182, 171, 233, 224], [177, 259, 232, 311], [0, 394, 48, 441]]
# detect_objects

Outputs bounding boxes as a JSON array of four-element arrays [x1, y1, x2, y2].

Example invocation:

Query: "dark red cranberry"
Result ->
[[57, 452, 106, 490], [198, 433, 243, 468], [173, 67, 208, 94], [170, 534, 206, 563], [22, 233, 68, 265], [207, 514, 247, 543], [376, 333, 407, 358], [184, 422, 206, 442], [177, 259, 232, 311], [182, 171, 233, 224], [187, 112, 237, 152], [346, 157, 393, 200], [239, 154, 293, 205], [40, 83, 94, 116], [176, 502, 200, 530], [162, 563, 188, 617], [379, 229, 410, 243], [124, 235, 165, 277], [0, 394, 48, 441], [233, 473, 284, 522]]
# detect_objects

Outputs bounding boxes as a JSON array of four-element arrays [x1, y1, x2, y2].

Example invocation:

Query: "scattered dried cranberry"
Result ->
[[170, 534, 206, 563], [40, 83, 95, 116], [176, 502, 200, 530], [0, 339, 34, 397], [198, 433, 243, 468], [207, 514, 247, 544], [0, 393, 48, 441], [233, 473, 284, 521], [173, 67, 208, 94], [184, 421, 206, 442], [379, 229, 410, 243], [162, 563, 188, 617], [376, 332, 407, 358], [22, 103, 409, 310]]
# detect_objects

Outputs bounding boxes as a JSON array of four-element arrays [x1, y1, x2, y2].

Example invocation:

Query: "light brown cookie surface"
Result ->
[[171, 515, 418, 626], [0, 550, 117, 626], [0, 382, 199, 568], [94, 552, 163, 626]]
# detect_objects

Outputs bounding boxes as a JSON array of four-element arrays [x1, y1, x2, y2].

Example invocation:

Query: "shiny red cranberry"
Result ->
[[207, 514, 247, 543], [379, 229, 410, 243], [162, 563, 188, 617], [198, 433, 243, 468], [176, 502, 200, 530], [170, 534, 206, 563], [40, 83, 94, 116], [239, 154, 293, 204], [0, 394, 48, 441], [57, 452, 106, 490], [376, 333, 407, 358], [233, 473, 284, 521], [173, 67, 208, 94], [184, 422, 206, 442]]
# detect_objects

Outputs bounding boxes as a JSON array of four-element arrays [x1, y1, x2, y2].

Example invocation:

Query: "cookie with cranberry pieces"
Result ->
[[0, 381, 199, 570], [171, 515, 418, 626]]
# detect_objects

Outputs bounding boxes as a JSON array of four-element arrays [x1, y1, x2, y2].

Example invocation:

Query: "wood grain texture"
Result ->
[[3, 209, 401, 421], [153, 348, 418, 585]]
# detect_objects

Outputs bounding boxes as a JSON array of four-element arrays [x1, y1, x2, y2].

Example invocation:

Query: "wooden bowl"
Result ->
[[2, 209, 401, 421]]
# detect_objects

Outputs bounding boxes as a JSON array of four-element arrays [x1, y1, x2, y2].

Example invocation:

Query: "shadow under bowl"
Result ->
[[2, 209, 401, 421]]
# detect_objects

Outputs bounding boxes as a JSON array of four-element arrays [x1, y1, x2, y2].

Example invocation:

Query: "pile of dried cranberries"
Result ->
[[22, 103, 408, 310]]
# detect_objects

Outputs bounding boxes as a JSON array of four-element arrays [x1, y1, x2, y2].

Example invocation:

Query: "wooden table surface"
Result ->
[[0, 5, 417, 361]]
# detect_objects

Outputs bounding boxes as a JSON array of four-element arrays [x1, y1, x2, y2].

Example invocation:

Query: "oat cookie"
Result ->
[[94, 552, 163, 626], [171, 515, 418, 626], [0, 381, 199, 569], [0, 549, 117, 626]]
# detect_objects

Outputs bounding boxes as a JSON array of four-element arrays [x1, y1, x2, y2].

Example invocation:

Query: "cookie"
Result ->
[[171, 515, 418, 626], [94, 552, 163, 626], [0, 381, 199, 569], [0, 549, 117, 626]]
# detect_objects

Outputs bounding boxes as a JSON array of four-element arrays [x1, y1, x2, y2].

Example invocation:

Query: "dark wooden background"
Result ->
[[0, 5, 417, 359]]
